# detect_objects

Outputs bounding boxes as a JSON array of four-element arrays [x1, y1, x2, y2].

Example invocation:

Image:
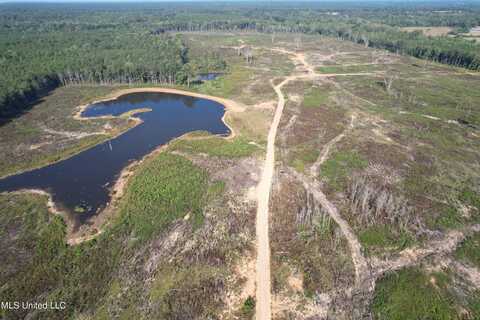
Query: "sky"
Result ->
[[1, 0, 475, 4], [0, 0, 467, 2]]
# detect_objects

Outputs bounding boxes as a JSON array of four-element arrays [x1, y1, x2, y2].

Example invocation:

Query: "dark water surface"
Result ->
[[0, 92, 229, 224], [197, 73, 223, 81]]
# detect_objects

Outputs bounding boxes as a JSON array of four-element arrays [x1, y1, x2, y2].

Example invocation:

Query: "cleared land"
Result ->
[[1, 32, 480, 320]]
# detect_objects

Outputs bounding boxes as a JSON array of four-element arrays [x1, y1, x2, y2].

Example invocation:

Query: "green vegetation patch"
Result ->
[[0, 193, 53, 285], [241, 296, 256, 317], [0, 194, 124, 320], [373, 268, 457, 320], [455, 233, 480, 268], [119, 152, 209, 241], [170, 136, 258, 158], [359, 225, 413, 254], [431, 206, 464, 230], [459, 186, 480, 212], [468, 291, 480, 318], [422, 186, 480, 231], [303, 87, 330, 108], [196, 64, 252, 101], [317, 64, 384, 74], [320, 150, 368, 190], [289, 143, 319, 173]]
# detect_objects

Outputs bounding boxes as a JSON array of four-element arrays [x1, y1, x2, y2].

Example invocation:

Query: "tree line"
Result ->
[[0, 29, 225, 119], [1, 2, 480, 117], [153, 16, 480, 71]]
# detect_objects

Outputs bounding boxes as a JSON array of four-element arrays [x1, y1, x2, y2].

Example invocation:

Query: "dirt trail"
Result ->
[[43, 127, 107, 139], [310, 114, 356, 177], [373, 224, 480, 276], [254, 47, 374, 318], [288, 168, 370, 284], [255, 45, 480, 318]]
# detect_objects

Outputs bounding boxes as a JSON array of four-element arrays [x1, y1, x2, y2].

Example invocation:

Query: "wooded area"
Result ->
[[0, 32, 195, 118], [1, 1, 479, 118]]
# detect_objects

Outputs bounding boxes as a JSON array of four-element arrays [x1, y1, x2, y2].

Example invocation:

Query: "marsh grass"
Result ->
[[170, 136, 259, 158]]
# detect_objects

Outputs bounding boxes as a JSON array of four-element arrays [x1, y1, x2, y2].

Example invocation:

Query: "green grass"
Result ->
[[317, 64, 383, 74], [119, 153, 209, 241], [241, 296, 256, 317], [289, 144, 319, 173], [320, 150, 368, 190], [422, 185, 479, 231], [359, 225, 414, 253], [433, 206, 464, 230], [170, 136, 258, 158], [0, 193, 53, 285], [468, 291, 480, 318], [303, 87, 330, 108], [455, 233, 480, 268], [373, 268, 457, 320], [0, 194, 124, 320], [196, 64, 252, 100], [459, 186, 480, 212]]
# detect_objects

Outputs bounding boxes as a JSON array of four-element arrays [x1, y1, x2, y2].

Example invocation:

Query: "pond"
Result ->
[[196, 73, 223, 81], [0, 92, 230, 225]]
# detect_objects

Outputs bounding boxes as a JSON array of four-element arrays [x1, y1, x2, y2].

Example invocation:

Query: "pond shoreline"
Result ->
[[1, 87, 244, 245], [74, 87, 245, 140]]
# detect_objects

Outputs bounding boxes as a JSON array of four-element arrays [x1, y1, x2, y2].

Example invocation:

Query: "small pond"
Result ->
[[0, 92, 230, 225]]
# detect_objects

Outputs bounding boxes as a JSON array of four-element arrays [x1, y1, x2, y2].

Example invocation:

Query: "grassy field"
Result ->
[[320, 150, 368, 191], [317, 64, 387, 74], [303, 86, 330, 108], [372, 268, 460, 320], [455, 233, 480, 268], [170, 136, 260, 158]]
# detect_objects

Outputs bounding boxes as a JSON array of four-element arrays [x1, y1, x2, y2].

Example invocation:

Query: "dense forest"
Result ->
[[1, 1, 480, 117], [0, 32, 193, 117]]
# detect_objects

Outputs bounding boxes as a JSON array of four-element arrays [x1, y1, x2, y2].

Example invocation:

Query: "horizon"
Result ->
[[2, 0, 480, 2]]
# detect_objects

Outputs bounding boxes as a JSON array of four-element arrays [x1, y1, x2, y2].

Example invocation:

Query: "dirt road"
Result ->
[[255, 77, 289, 320], [255, 48, 317, 319]]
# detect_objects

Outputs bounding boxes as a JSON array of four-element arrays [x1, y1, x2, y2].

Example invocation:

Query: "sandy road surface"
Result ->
[[255, 76, 296, 320], [255, 48, 318, 319]]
